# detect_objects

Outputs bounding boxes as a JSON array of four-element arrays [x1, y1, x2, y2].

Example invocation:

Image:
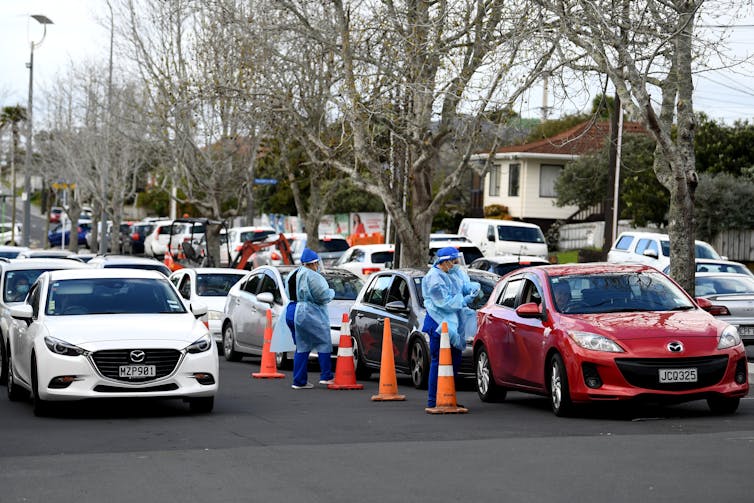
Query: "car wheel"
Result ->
[[409, 337, 429, 389], [32, 355, 52, 417], [188, 396, 214, 413], [476, 346, 506, 402], [6, 355, 26, 402], [352, 336, 372, 380], [707, 396, 740, 415], [0, 336, 7, 385], [223, 324, 242, 362], [549, 353, 573, 417], [276, 351, 292, 370]]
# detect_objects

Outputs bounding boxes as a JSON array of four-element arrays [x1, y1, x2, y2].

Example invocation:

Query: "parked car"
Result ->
[[221, 265, 363, 368], [6, 268, 218, 415], [287, 234, 350, 265], [607, 231, 722, 271], [48, 207, 63, 224], [142, 220, 175, 257], [458, 218, 548, 259], [48, 221, 91, 248], [169, 268, 247, 349], [663, 258, 754, 277], [87, 255, 172, 277], [428, 241, 483, 266], [219, 225, 277, 266], [124, 221, 156, 255], [470, 255, 551, 277], [0, 258, 90, 385], [349, 267, 500, 389], [335, 244, 394, 278], [694, 272, 754, 360], [473, 262, 748, 416], [0, 222, 22, 245]]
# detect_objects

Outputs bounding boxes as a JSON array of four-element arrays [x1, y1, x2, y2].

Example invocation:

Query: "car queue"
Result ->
[[1, 219, 750, 419]]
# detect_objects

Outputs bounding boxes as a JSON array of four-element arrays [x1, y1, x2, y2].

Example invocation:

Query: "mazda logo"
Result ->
[[667, 341, 683, 353], [129, 350, 146, 363]]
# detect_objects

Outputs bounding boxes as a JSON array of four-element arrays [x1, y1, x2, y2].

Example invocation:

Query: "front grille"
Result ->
[[94, 383, 179, 393], [615, 356, 729, 391], [91, 349, 181, 383]]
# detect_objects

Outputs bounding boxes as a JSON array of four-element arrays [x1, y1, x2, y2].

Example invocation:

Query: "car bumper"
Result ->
[[564, 345, 749, 403], [35, 349, 219, 401]]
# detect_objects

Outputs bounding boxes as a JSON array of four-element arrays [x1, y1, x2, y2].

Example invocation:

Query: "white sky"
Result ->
[[1, 0, 753, 125]]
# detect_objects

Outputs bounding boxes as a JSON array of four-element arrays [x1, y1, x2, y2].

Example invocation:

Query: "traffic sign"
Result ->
[[253, 178, 278, 185]]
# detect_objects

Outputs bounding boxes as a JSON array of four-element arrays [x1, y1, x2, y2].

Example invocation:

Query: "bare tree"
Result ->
[[276, 0, 557, 266], [536, 0, 751, 293]]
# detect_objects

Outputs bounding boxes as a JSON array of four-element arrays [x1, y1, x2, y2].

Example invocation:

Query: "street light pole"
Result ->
[[23, 14, 53, 248], [99, 1, 114, 254]]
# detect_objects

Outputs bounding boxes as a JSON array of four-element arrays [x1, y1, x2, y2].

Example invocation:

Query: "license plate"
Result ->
[[119, 365, 156, 378], [658, 368, 697, 383], [738, 326, 754, 336]]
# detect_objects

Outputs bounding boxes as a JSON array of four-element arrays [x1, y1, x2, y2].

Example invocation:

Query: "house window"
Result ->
[[539, 164, 563, 198], [488, 165, 500, 197], [508, 163, 520, 196]]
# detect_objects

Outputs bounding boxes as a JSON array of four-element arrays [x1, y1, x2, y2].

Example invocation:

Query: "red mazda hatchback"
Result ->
[[474, 263, 749, 416]]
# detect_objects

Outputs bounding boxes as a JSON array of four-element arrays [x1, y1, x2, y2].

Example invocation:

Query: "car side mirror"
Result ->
[[10, 304, 33, 321], [642, 249, 658, 259], [516, 302, 543, 319], [190, 301, 208, 319], [256, 292, 275, 305], [385, 300, 409, 313]]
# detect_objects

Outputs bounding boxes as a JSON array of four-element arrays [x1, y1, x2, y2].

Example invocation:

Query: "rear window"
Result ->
[[497, 225, 545, 243], [240, 230, 276, 242], [319, 238, 349, 253], [371, 251, 394, 264]]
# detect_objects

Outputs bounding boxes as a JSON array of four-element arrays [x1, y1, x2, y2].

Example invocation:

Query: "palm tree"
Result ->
[[0, 105, 28, 244]]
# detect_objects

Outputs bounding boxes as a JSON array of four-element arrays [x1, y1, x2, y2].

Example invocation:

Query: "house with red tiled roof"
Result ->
[[471, 120, 646, 230]]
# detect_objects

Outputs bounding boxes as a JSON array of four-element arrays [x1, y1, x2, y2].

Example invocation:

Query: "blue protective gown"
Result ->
[[287, 265, 335, 353], [422, 265, 480, 350]]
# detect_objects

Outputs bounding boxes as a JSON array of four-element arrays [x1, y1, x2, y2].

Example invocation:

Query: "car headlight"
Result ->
[[44, 336, 87, 357], [568, 331, 625, 353], [207, 310, 223, 321], [186, 333, 213, 354], [718, 325, 741, 350]]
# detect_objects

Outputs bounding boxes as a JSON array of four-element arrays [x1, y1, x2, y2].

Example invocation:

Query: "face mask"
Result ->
[[17, 284, 29, 295]]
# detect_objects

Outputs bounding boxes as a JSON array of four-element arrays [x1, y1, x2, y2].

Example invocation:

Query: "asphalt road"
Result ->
[[0, 358, 752, 503]]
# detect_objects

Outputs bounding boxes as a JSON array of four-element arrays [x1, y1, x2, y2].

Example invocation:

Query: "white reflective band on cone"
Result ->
[[440, 335, 451, 349], [338, 347, 354, 357], [438, 366, 454, 377]]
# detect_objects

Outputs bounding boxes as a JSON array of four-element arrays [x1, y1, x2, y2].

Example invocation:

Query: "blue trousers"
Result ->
[[424, 315, 462, 407], [286, 302, 333, 386]]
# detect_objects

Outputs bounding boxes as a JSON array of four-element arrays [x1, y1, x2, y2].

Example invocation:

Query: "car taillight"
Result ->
[[131, 232, 139, 240], [362, 267, 380, 275], [709, 304, 730, 316]]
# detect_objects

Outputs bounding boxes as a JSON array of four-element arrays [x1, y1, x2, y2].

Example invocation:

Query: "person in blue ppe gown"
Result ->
[[284, 248, 336, 389], [422, 247, 480, 407]]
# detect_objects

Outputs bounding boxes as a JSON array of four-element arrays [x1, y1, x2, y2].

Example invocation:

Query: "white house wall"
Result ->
[[483, 159, 578, 220]]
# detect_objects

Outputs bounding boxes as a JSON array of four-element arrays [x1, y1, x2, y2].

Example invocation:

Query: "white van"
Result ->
[[458, 218, 548, 259]]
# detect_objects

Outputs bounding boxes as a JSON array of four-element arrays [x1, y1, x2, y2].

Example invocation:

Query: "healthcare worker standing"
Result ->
[[284, 248, 336, 389], [422, 247, 480, 407]]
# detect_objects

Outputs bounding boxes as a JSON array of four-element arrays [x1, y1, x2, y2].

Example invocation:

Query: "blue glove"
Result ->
[[464, 293, 476, 306]]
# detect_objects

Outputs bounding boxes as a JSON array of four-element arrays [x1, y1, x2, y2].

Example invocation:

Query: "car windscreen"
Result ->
[[324, 271, 364, 300], [196, 273, 245, 296], [319, 239, 350, 253], [497, 225, 545, 243], [46, 277, 187, 315], [550, 271, 695, 314]]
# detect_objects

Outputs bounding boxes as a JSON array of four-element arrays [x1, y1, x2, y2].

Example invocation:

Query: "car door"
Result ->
[[486, 275, 522, 384], [508, 276, 547, 389], [383, 275, 413, 370], [234, 273, 263, 348], [351, 273, 393, 365], [247, 271, 281, 351], [12, 281, 42, 387]]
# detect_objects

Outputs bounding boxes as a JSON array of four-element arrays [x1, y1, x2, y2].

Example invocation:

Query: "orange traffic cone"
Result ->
[[371, 317, 406, 401], [329, 313, 364, 390], [252, 309, 285, 379], [425, 321, 468, 414]]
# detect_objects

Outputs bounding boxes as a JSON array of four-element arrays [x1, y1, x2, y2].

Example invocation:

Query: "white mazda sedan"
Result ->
[[6, 269, 218, 416]]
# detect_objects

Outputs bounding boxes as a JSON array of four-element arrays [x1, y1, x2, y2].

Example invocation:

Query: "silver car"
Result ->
[[221, 265, 363, 368], [695, 272, 754, 359]]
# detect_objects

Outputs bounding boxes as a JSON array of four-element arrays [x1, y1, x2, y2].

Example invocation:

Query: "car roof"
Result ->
[[695, 271, 753, 279], [46, 268, 166, 280], [89, 255, 166, 265], [475, 255, 550, 264], [4, 258, 90, 270], [171, 267, 247, 276], [533, 262, 658, 278]]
